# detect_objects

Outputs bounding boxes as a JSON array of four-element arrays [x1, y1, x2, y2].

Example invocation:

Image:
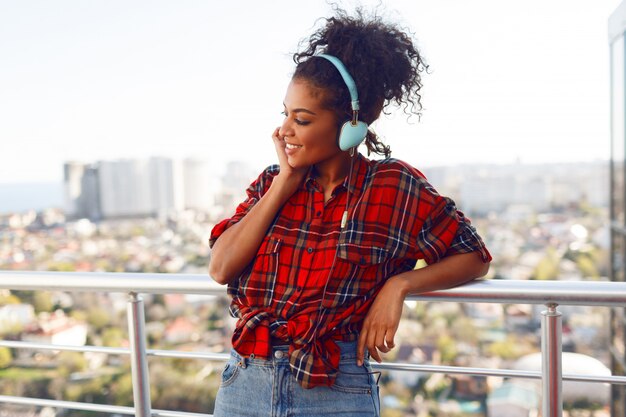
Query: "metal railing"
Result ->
[[1, 271, 626, 417]]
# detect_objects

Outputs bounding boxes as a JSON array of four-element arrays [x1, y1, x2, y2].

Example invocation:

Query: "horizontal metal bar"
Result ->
[[409, 279, 626, 307], [2, 271, 626, 306], [0, 340, 229, 361], [373, 362, 626, 385], [4, 339, 625, 385], [373, 361, 541, 379], [0, 395, 135, 414], [0, 340, 129, 355], [0, 395, 212, 417], [0, 271, 224, 296], [149, 349, 229, 361], [153, 411, 212, 417]]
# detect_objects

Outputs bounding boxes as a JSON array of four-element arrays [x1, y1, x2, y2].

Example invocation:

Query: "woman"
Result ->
[[208, 8, 491, 417]]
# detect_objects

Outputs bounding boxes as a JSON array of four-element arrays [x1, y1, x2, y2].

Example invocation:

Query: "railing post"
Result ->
[[541, 303, 562, 417], [127, 292, 152, 417]]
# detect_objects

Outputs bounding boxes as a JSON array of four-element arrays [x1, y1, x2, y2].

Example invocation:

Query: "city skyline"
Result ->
[[0, 0, 619, 184], [0, 156, 609, 216]]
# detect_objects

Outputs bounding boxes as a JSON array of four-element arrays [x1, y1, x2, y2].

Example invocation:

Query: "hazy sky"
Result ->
[[0, 0, 620, 184]]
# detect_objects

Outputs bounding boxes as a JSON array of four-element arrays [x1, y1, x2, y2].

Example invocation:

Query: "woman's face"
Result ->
[[279, 79, 344, 170]]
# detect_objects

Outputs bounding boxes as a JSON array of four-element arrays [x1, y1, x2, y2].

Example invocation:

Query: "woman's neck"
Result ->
[[312, 153, 352, 190]]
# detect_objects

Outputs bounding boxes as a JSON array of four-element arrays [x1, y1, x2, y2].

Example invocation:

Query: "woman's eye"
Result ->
[[281, 111, 310, 126]]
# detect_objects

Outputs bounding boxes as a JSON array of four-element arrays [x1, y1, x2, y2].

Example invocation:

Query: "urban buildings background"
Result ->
[[60, 156, 609, 222], [0, 155, 613, 416], [62, 158, 257, 221]]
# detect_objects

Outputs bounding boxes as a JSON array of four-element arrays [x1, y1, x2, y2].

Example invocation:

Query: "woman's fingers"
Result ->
[[357, 320, 397, 366], [272, 127, 289, 167], [366, 327, 383, 363], [385, 329, 396, 350]]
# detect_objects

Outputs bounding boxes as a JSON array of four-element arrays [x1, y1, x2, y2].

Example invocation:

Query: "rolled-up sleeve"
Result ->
[[415, 193, 491, 265], [445, 209, 491, 262]]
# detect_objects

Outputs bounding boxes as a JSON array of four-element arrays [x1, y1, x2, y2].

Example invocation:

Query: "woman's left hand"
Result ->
[[356, 275, 407, 366], [355, 252, 489, 366]]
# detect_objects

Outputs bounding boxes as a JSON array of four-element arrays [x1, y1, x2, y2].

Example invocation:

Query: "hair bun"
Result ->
[[293, 7, 428, 158]]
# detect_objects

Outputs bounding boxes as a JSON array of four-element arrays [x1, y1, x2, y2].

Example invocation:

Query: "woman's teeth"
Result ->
[[286, 143, 302, 150]]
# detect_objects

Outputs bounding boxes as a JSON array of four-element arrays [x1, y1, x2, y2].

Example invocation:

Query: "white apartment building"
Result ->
[[98, 159, 154, 218], [183, 158, 218, 211]]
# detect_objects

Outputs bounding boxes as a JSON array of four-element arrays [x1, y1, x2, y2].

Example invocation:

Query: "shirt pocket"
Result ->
[[236, 237, 282, 306], [321, 233, 392, 309]]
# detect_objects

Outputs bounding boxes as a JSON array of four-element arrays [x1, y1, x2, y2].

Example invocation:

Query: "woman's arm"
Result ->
[[209, 128, 307, 285], [209, 176, 298, 284], [356, 252, 490, 365]]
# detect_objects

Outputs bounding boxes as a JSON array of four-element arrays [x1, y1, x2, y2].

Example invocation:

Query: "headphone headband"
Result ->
[[314, 53, 368, 151], [316, 54, 360, 111]]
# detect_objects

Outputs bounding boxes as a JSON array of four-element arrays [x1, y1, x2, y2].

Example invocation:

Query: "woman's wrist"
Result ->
[[387, 271, 412, 299], [269, 173, 303, 202]]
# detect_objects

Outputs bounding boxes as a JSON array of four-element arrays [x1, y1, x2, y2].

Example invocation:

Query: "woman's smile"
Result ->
[[285, 142, 302, 155]]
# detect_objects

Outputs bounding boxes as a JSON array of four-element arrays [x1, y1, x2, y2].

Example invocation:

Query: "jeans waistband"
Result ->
[[230, 340, 367, 366]]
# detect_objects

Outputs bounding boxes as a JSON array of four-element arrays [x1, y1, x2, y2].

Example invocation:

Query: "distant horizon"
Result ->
[[0, 158, 610, 216], [0, 182, 63, 214], [0, 156, 612, 187]]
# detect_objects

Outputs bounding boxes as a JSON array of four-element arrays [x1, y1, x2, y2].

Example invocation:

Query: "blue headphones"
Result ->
[[317, 54, 368, 151]]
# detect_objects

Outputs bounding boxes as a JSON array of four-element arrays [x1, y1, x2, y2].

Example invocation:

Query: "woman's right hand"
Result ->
[[271, 127, 308, 190]]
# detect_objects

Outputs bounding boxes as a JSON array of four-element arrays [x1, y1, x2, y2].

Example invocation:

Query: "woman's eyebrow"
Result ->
[[283, 103, 317, 115]]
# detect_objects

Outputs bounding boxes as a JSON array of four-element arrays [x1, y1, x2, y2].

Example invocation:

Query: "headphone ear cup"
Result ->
[[338, 120, 368, 151]]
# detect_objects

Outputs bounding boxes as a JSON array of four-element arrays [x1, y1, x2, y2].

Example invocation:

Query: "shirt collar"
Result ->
[[303, 152, 369, 195]]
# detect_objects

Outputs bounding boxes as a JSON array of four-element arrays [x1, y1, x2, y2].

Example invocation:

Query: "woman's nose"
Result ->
[[279, 118, 294, 138]]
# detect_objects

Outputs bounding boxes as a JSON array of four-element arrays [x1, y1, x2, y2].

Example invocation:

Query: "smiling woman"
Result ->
[[279, 79, 348, 178], [208, 6, 491, 417]]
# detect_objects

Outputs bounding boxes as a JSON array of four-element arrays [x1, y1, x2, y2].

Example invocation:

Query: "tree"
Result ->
[[0, 292, 21, 305], [87, 307, 111, 331], [33, 291, 53, 313], [577, 255, 599, 279], [102, 327, 124, 347], [533, 248, 560, 280], [57, 351, 87, 376], [437, 334, 458, 364], [0, 347, 12, 368], [488, 337, 524, 360]]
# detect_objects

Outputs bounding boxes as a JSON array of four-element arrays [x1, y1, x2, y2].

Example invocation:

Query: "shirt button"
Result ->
[[274, 350, 285, 359], [307, 247, 313, 254], [316, 211, 322, 217]]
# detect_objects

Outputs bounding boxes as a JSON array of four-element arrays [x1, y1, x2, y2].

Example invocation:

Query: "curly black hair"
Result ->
[[292, 7, 428, 158]]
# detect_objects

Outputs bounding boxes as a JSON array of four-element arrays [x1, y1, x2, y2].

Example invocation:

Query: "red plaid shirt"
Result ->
[[210, 153, 491, 388]]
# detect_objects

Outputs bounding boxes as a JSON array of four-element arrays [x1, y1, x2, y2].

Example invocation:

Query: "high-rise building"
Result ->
[[63, 162, 101, 220], [183, 158, 218, 211], [149, 157, 184, 217], [63, 162, 85, 219], [81, 165, 101, 221], [98, 159, 154, 218], [453, 163, 605, 216], [609, 2, 626, 414], [63, 157, 216, 220]]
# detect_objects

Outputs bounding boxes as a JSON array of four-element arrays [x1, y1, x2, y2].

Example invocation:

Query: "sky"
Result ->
[[0, 0, 621, 184]]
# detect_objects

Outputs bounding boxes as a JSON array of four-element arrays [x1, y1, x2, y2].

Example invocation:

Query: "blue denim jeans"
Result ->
[[212, 341, 380, 417]]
